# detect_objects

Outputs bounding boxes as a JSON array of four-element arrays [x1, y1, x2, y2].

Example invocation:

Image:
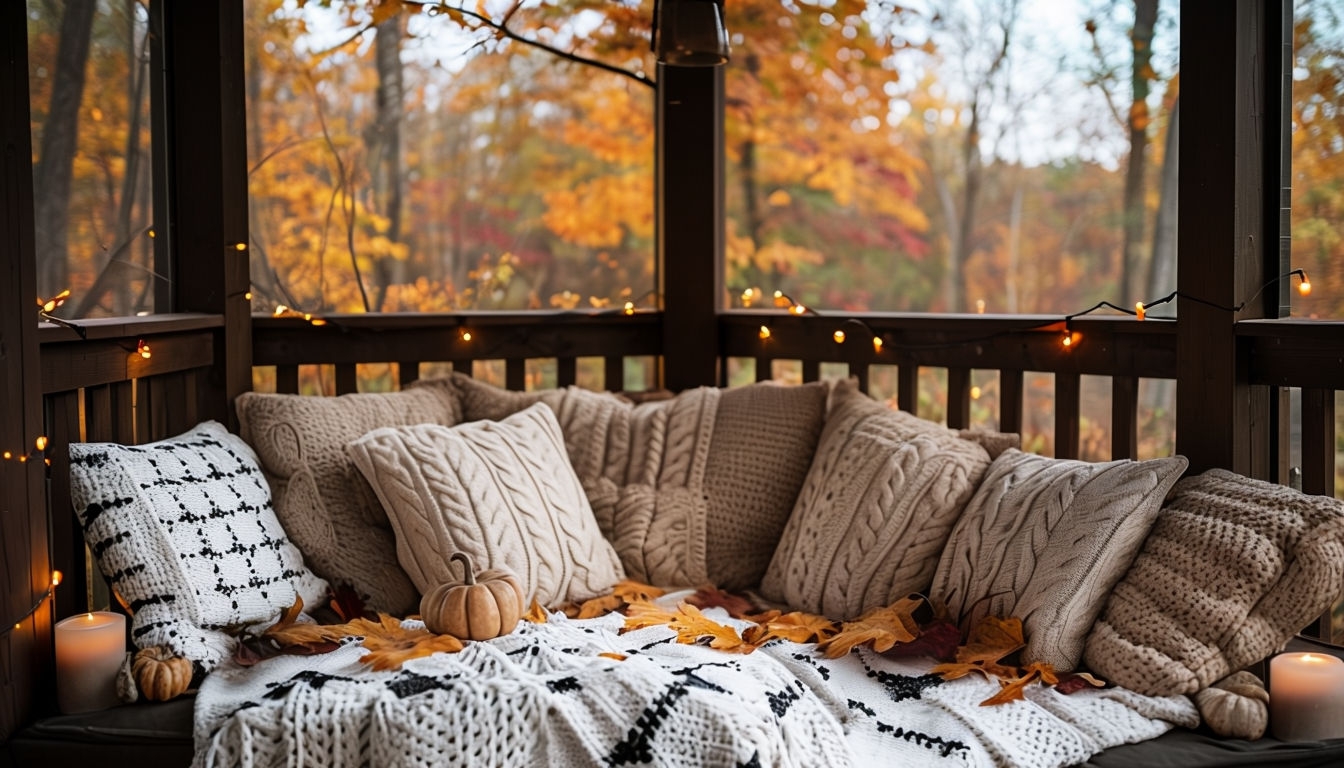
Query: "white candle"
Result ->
[[54, 611, 126, 714], [1269, 652, 1344, 741]]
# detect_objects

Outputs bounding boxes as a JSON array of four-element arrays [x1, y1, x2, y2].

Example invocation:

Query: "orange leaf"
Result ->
[[523, 599, 549, 624], [598, 652, 627, 661], [354, 613, 464, 671], [671, 603, 748, 652], [957, 616, 1025, 666], [743, 611, 837, 646], [612, 580, 665, 603], [818, 597, 922, 659], [931, 661, 992, 681], [575, 594, 623, 619], [980, 672, 1037, 706], [685, 586, 756, 619], [622, 600, 677, 631]]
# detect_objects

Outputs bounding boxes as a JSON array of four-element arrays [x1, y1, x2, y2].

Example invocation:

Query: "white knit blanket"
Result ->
[[193, 610, 1197, 768]]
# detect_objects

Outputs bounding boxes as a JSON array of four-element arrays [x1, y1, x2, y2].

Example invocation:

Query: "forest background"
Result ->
[[24, 0, 1344, 480]]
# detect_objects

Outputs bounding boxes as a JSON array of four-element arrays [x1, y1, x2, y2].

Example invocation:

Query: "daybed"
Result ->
[[17, 373, 1344, 767]]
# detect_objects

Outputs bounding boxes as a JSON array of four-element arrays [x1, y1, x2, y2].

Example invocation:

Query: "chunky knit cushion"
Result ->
[[761, 379, 992, 619], [932, 449, 1187, 672], [1084, 469, 1344, 696], [68, 421, 329, 671], [235, 380, 460, 614], [451, 374, 827, 589], [347, 403, 623, 606]]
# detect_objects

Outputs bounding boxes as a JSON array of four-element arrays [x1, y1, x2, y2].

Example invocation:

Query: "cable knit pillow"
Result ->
[[761, 379, 992, 620], [347, 403, 623, 606], [931, 449, 1187, 672], [450, 374, 827, 590], [236, 380, 460, 614], [68, 421, 329, 671], [1084, 469, 1344, 696]]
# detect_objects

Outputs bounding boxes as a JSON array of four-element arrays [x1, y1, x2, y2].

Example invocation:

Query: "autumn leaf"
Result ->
[[522, 598, 549, 624], [351, 614, 464, 671], [685, 585, 757, 619], [817, 597, 923, 659], [1055, 671, 1107, 695], [742, 611, 837, 646], [598, 652, 627, 661], [978, 662, 1057, 707], [955, 615, 1025, 676], [612, 580, 665, 604], [671, 603, 749, 653], [327, 583, 376, 622], [574, 594, 624, 619], [881, 618, 961, 663], [622, 600, 677, 631]]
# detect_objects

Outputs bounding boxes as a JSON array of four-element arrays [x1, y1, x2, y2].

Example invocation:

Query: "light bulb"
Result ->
[[872, 336, 883, 352], [623, 301, 635, 315], [758, 325, 771, 340], [35, 436, 47, 451], [1135, 302, 1146, 321], [1298, 279, 1312, 296], [833, 330, 846, 344]]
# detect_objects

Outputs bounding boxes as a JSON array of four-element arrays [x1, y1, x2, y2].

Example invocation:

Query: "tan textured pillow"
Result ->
[[1084, 469, 1344, 696], [761, 379, 992, 619], [451, 374, 826, 589], [931, 449, 1187, 672], [347, 403, 624, 606], [235, 380, 460, 614]]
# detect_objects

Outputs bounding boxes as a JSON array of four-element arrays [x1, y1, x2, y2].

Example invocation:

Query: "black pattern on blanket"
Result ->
[[193, 611, 1197, 768]]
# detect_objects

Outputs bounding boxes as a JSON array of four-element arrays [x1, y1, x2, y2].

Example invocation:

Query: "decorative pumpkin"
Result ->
[[1194, 670, 1269, 740], [420, 552, 525, 641], [133, 645, 193, 701]]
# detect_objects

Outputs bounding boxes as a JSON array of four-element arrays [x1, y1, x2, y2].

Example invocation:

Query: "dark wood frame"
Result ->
[[2, 0, 1342, 743]]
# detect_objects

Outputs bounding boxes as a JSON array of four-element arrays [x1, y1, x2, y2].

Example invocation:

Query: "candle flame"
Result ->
[[85, 612, 93, 621]]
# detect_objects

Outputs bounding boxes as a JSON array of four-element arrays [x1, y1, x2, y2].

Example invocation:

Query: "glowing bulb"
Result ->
[[872, 336, 883, 352], [971, 385, 982, 400], [1135, 302, 1146, 321], [759, 325, 771, 340], [623, 301, 635, 315], [1299, 278, 1312, 296], [461, 330, 473, 342], [234, 242, 247, 251], [975, 299, 986, 314], [2, 451, 10, 460], [244, 292, 252, 301], [1062, 333, 1073, 348], [35, 436, 47, 451], [274, 305, 288, 316], [773, 290, 791, 308], [19, 455, 27, 462], [302, 313, 312, 321], [137, 341, 151, 359], [147, 229, 155, 238], [309, 318, 327, 327], [790, 304, 806, 315], [833, 330, 846, 344], [12, 624, 17, 630], [51, 570, 63, 586]]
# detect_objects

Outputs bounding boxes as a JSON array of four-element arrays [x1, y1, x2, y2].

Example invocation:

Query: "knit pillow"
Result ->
[[761, 379, 992, 619], [68, 421, 329, 671], [1084, 469, 1344, 696], [931, 449, 1187, 672], [236, 380, 460, 614], [346, 403, 624, 606], [451, 374, 827, 589]]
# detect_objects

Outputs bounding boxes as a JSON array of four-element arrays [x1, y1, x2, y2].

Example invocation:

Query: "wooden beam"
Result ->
[[1000, 369, 1024, 435], [946, 367, 971, 429], [163, 0, 250, 426], [1055, 373, 1081, 460], [658, 64, 722, 391], [1176, 0, 1275, 476], [1112, 375, 1139, 460], [0, 0, 52, 733], [1301, 388, 1336, 497]]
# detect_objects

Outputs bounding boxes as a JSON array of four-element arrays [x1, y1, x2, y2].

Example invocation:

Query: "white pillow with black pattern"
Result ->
[[68, 420, 328, 671]]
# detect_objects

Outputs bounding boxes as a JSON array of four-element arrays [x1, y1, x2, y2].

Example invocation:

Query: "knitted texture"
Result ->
[[1192, 671, 1268, 740], [68, 421, 329, 671], [451, 374, 826, 589], [236, 380, 460, 614], [1083, 469, 1344, 696], [762, 379, 991, 619], [346, 403, 624, 606], [932, 449, 1187, 672], [192, 608, 1197, 768]]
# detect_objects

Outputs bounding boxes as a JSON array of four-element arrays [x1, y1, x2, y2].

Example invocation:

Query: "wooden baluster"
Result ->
[[1301, 388, 1336, 497], [46, 390, 87, 620], [946, 367, 971, 430], [276, 364, 299, 394], [606, 356, 624, 392], [1055, 372, 1081, 459], [897, 360, 918, 414], [335, 364, 358, 395], [801, 360, 819, 384], [557, 357, 577, 388], [755, 355, 771, 383], [999, 369, 1024, 435], [111, 381, 135, 444], [506, 358, 526, 392], [1112, 376, 1140, 460], [398, 361, 420, 389]]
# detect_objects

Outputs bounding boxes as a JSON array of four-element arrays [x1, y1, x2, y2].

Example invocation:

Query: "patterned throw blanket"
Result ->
[[193, 611, 1197, 768]]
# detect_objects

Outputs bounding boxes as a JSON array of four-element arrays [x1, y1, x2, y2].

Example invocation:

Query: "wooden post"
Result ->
[[1176, 0, 1276, 476], [658, 64, 723, 390], [1, 0, 54, 738], [162, 0, 252, 426]]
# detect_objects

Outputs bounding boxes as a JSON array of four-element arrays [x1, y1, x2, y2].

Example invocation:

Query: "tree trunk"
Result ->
[[33, 0, 97, 303], [1121, 0, 1158, 300], [1006, 183, 1023, 313], [1146, 95, 1179, 303], [369, 14, 404, 311], [951, 98, 984, 314]]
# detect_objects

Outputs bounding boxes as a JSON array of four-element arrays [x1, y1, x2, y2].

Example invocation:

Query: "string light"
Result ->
[[244, 292, 252, 301], [1299, 271, 1312, 296], [971, 385, 982, 400], [833, 330, 846, 344], [623, 301, 635, 316], [872, 336, 883, 353], [460, 329, 473, 342], [0, 570, 62, 639], [234, 242, 247, 251], [3, 435, 50, 464], [136, 340, 151, 359], [1135, 302, 1146, 321], [37, 289, 87, 339], [759, 325, 771, 340]]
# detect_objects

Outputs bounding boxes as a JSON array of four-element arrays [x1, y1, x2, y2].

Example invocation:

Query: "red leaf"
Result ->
[[881, 618, 961, 662], [685, 586, 757, 620], [1055, 671, 1107, 695]]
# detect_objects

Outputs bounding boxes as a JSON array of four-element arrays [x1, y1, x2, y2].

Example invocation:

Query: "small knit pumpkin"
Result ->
[[420, 552, 525, 641], [133, 645, 193, 701], [1194, 671, 1269, 740]]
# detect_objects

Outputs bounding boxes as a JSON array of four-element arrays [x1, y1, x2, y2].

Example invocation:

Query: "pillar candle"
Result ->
[[54, 611, 126, 714], [1269, 652, 1344, 741]]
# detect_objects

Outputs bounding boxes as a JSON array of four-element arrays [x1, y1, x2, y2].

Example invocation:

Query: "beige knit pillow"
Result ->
[[235, 379, 460, 614], [347, 403, 624, 606], [1084, 469, 1344, 696], [931, 449, 1187, 672], [451, 374, 826, 589], [761, 380, 992, 620]]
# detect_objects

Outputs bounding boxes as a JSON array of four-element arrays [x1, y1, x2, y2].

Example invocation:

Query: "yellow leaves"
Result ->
[[742, 611, 838, 646], [930, 616, 1069, 706], [370, 0, 404, 26], [670, 603, 751, 652], [766, 189, 792, 207], [522, 599, 549, 625], [817, 597, 922, 659], [353, 614, 465, 672]]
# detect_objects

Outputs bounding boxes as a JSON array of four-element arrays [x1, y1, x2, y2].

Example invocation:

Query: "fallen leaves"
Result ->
[[742, 611, 838, 646], [817, 597, 923, 659], [353, 614, 464, 672]]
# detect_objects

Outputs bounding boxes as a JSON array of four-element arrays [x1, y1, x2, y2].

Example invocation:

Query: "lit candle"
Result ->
[[54, 611, 126, 714], [1269, 652, 1344, 741]]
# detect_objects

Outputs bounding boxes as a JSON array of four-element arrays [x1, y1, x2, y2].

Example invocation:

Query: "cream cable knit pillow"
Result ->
[[1084, 469, 1344, 696], [347, 403, 623, 606], [69, 421, 329, 671], [761, 380, 992, 620], [236, 380, 460, 614], [451, 374, 826, 590], [931, 449, 1187, 672]]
